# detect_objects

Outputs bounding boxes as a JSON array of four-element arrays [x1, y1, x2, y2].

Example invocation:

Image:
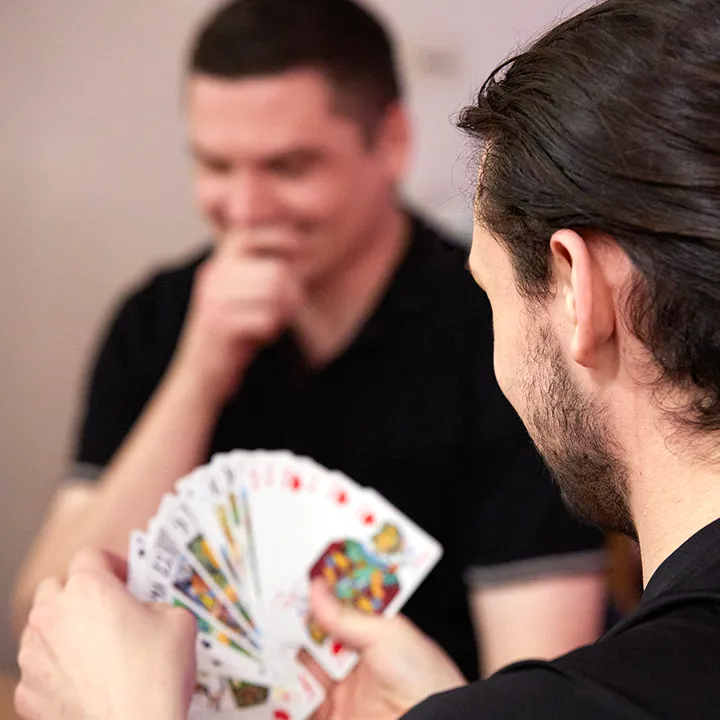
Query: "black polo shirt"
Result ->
[[408, 517, 720, 718], [73, 214, 603, 680]]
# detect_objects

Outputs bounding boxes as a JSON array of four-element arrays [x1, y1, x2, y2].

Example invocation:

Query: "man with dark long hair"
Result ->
[[12, 0, 605, 687], [18, 0, 720, 718]]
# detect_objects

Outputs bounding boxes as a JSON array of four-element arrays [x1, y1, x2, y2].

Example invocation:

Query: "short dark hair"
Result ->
[[189, 0, 401, 138], [458, 0, 720, 434]]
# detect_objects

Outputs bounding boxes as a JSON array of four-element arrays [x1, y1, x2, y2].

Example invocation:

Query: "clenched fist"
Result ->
[[16, 550, 197, 720], [172, 228, 304, 404]]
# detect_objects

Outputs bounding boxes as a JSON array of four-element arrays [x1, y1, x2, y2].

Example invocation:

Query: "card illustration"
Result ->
[[306, 522, 403, 644], [129, 449, 443, 719]]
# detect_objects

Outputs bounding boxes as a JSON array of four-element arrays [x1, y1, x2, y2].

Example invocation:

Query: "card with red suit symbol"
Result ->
[[128, 450, 442, 716]]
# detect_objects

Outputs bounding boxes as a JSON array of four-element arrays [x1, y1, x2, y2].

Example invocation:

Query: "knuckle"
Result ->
[[16, 641, 33, 672], [166, 606, 198, 641], [14, 682, 35, 719], [26, 605, 48, 634], [65, 567, 103, 600], [31, 577, 59, 609], [21, 618, 48, 651], [64, 570, 90, 594], [69, 547, 101, 570]]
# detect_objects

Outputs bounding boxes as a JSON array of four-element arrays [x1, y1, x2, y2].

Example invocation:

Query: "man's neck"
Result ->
[[293, 208, 410, 367], [629, 422, 720, 585]]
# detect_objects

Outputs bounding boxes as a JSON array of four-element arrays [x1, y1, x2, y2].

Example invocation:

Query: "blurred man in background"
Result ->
[[12, 0, 604, 680]]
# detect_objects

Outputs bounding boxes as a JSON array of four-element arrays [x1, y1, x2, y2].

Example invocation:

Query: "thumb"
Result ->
[[67, 548, 128, 584], [309, 580, 388, 651]]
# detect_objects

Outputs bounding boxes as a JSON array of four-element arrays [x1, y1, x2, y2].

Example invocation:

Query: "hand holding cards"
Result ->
[[127, 450, 442, 719]]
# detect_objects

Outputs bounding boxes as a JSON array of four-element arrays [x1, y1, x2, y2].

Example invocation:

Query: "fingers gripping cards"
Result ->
[[128, 450, 442, 718]]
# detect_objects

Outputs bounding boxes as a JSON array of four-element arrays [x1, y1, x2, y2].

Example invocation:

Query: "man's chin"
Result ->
[[555, 480, 638, 540]]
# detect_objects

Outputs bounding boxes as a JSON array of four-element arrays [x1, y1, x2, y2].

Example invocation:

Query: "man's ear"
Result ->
[[375, 102, 411, 180], [549, 229, 615, 368]]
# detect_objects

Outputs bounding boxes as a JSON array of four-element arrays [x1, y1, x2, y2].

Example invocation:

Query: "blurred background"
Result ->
[[0, 0, 592, 675]]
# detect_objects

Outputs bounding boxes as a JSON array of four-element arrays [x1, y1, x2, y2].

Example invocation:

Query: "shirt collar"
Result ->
[[279, 211, 450, 371], [352, 212, 444, 345], [642, 517, 720, 603]]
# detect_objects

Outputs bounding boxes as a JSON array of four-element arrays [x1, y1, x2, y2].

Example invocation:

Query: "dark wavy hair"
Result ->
[[458, 0, 720, 433], [190, 0, 401, 141]]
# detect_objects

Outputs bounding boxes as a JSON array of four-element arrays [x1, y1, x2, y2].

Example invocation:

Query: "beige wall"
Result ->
[[0, 0, 585, 671], [0, 0, 211, 671]]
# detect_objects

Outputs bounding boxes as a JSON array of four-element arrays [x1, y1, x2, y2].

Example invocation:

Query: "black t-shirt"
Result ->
[[73, 214, 603, 680], [407, 518, 720, 719]]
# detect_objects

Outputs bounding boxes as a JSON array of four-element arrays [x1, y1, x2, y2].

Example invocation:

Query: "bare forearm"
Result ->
[[90, 366, 223, 550], [13, 365, 225, 631], [472, 572, 606, 677]]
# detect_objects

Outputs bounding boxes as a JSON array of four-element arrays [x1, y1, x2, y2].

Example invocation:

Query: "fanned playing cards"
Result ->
[[127, 449, 443, 719]]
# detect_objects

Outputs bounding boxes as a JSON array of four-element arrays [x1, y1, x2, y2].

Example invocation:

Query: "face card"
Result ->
[[144, 514, 262, 659], [359, 488, 443, 617], [189, 661, 324, 720], [280, 487, 443, 679], [226, 450, 264, 601], [209, 452, 263, 605], [161, 487, 260, 638], [175, 593, 262, 669], [136, 449, 442, 701], [190, 672, 270, 717], [196, 632, 270, 687], [176, 466, 255, 607]]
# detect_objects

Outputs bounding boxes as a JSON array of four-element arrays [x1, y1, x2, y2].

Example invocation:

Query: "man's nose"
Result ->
[[222, 170, 279, 229]]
